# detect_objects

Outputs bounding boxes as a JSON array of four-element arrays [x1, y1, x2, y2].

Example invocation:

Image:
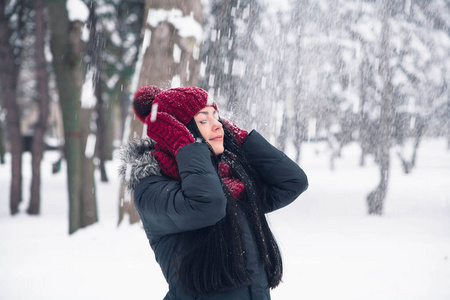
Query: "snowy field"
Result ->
[[0, 138, 449, 300]]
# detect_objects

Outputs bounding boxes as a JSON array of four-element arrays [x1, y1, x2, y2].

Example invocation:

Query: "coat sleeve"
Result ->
[[133, 142, 227, 236], [241, 130, 308, 213]]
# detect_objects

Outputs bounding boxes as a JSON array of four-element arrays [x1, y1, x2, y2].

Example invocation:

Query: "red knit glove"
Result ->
[[146, 112, 195, 157], [221, 118, 248, 146]]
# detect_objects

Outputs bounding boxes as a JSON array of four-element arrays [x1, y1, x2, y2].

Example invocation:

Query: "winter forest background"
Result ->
[[0, 0, 449, 299]]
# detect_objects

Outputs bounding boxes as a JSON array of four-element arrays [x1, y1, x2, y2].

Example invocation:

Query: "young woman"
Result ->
[[119, 85, 308, 300]]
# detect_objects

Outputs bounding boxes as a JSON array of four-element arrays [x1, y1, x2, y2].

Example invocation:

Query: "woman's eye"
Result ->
[[199, 120, 207, 124]]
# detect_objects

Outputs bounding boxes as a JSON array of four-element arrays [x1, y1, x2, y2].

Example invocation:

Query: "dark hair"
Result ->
[[176, 118, 283, 296], [186, 118, 203, 141]]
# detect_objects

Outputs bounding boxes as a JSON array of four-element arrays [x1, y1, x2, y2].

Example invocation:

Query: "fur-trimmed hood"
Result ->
[[118, 138, 161, 191]]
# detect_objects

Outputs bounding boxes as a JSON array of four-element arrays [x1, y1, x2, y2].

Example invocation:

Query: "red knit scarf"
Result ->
[[218, 159, 245, 200]]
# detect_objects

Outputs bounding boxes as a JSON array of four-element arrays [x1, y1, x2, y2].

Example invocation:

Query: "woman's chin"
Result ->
[[212, 145, 224, 155]]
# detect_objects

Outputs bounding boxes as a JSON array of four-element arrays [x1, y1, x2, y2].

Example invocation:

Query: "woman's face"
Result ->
[[194, 107, 224, 155]]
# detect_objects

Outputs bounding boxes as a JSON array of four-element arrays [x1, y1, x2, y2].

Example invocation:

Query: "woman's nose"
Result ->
[[212, 119, 222, 129]]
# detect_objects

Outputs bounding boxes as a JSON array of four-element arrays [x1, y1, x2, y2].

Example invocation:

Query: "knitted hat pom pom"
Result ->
[[133, 85, 163, 123]]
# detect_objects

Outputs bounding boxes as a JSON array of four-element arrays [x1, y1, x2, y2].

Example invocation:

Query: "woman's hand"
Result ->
[[146, 112, 195, 157], [220, 118, 248, 146]]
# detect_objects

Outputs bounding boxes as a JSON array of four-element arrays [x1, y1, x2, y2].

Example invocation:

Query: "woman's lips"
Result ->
[[210, 135, 223, 141]]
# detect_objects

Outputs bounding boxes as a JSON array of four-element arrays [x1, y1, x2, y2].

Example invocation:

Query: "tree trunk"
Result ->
[[118, 185, 140, 225], [119, 81, 130, 139], [118, 0, 203, 225], [358, 58, 370, 167], [397, 118, 425, 174], [28, 0, 50, 215], [95, 79, 109, 182], [276, 116, 288, 153], [86, 0, 109, 182], [275, 35, 293, 153], [367, 0, 394, 215], [105, 99, 114, 161], [294, 117, 306, 163], [47, 0, 97, 233], [80, 108, 98, 227], [291, 1, 307, 163], [0, 1, 23, 215], [0, 121, 5, 164]]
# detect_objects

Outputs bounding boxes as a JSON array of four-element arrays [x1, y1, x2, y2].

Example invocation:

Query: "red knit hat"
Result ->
[[133, 85, 218, 126]]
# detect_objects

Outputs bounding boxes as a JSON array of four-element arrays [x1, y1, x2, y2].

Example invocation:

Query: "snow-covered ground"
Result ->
[[1, 139, 449, 300]]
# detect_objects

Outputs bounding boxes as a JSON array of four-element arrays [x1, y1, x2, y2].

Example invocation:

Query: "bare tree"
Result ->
[[0, 0, 28, 215], [366, 0, 395, 215]]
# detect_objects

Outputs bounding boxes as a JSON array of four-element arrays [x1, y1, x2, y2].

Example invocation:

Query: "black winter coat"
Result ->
[[119, 130, 308, 300]]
